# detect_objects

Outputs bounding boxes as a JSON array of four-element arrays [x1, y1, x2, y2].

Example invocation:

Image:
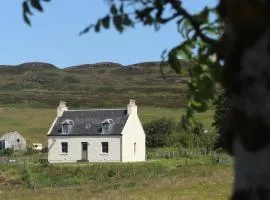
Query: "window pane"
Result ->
[[62, 125, 68, 134], [102, 142, 108, 153], [61, 142, 68, 153]]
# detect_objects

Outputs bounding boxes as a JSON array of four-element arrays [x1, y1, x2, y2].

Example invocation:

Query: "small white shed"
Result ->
[[0, 131, 27, 152]]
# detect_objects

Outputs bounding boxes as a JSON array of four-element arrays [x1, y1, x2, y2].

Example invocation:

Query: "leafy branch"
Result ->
[[22, 0, 51, 26]]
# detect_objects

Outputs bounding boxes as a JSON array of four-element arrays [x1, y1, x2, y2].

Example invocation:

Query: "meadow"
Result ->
[[0, 158, 233, 200]]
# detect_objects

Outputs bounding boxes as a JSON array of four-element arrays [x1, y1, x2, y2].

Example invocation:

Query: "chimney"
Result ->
[[127, 99, 137, 115], [57, 101, 68, 117]]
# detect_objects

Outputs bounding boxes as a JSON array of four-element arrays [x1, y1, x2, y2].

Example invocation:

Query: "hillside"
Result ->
[[0, 61, 189, 108]]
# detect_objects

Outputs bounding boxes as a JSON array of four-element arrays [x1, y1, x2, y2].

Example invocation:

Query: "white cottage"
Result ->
[[47, 100, 146, 163]]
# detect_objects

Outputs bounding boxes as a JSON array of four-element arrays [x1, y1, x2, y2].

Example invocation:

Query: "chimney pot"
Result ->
[[57, 101, 68, 117], [127, 99, 137, 115]]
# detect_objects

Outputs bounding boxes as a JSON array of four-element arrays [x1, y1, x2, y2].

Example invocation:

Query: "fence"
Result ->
[[216, 154, 234, 165], [147, 148, 217, 159], [146, 148, 234, 165]]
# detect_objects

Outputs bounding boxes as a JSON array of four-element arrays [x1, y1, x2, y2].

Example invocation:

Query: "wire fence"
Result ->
[[146, 147, 233, 165]]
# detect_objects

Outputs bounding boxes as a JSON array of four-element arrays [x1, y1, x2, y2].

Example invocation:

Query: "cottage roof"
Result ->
[[49, 109, 128, 136]]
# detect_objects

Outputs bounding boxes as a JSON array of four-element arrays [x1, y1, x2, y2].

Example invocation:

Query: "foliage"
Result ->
[[21, 162, 35, 189], [145, 118, 176, 148], [212, 92, 231, 150], [180, 124, 217, 150], [145, 117, 217, 150], [3, 148, 14, 157]]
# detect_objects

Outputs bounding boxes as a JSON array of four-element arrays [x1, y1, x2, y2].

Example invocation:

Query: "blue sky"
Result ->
[[0, 0, 217, 68]]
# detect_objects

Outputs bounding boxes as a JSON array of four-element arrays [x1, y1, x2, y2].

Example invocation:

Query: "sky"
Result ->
[[0, 0, 217, 68]]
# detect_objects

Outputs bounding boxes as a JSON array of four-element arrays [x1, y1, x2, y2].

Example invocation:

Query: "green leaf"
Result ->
[[95, 20, 101, 32], [113, 16, 123, 32], [79, 25, 94, 35], [120, 3, 124, 13], [110, 4, 118, 15], [168, 49, 182, 74], [23, 13, 31, 26], [23, 2, 33, 15], [30, 0, 43, 12], [122, 14, 132, 26], [195, 7, 209, 23], [101, 15, 110, 29], [190, 100, 208, 112]]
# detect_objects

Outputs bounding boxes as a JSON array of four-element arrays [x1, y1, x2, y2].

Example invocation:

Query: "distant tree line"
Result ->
[[144, 117, 218, 152]]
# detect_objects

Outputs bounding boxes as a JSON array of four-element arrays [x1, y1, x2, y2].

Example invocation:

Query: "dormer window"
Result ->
[[102, 119, 114, 134], [62, 119, 74, 134]]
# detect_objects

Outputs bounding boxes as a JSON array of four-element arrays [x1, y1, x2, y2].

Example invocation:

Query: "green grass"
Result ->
[[0, 158, 233, 200], [0, 108, 55, 145]]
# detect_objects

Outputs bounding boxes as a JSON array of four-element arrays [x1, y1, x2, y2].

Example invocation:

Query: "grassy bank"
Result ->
[[0, 158, 232, 200]]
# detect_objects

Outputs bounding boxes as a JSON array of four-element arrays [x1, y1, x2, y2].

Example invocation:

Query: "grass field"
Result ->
[[0, 158, 233, 200], [0, 106, 214, 145]]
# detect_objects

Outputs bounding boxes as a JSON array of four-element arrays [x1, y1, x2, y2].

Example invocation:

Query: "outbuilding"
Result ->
[[0, 131, 27, 152]]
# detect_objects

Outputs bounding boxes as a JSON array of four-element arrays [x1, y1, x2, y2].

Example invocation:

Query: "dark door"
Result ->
[[0, 140, 5, 150], [81, 142, 88, 161]]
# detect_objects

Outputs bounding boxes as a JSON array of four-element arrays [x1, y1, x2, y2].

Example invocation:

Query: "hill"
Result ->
[[0, 61, 189, 108]]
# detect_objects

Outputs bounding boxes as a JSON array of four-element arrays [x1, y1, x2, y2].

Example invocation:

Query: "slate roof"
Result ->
[[49, 109, 128, 136]]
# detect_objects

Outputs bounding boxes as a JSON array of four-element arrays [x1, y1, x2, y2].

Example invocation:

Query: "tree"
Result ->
[[145, 118, 176, 148], [21, 0, 270, 199], [212, 92, 231, 151]]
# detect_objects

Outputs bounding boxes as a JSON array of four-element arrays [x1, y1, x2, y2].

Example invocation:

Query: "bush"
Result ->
[[3, 148, 14, 156], [145, 118, 176, 148]]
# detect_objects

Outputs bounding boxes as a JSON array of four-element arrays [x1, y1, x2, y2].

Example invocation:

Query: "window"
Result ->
[[102, 122, 110, 134], [101, 119, 114, 134], [17, 139, 20, 143], [101, 142, 109, 153], [62, 119, 74, 134], [62, 124, 69, 134], [61, 142, 68, 153]]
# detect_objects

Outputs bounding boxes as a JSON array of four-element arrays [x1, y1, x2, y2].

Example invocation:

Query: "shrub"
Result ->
[[3, 148, 14, 156], [145, 118, 176, 148]]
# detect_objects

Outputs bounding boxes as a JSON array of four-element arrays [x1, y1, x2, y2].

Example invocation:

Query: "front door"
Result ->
[[0, 140, 5, 151], [81, 142, 88, 161]]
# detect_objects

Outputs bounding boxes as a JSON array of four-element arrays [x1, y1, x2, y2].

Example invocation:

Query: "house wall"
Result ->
[[48, 135, 121, 163], [121, 114, 146, 162]]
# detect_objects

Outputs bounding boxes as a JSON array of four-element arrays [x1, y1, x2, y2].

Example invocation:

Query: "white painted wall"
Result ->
[[0, 131, 27, 151], [48, 135, 121, 163], [121, 112, 146, 162]]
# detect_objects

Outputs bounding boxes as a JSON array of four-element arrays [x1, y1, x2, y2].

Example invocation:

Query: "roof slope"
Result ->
[[49, 109, 128, 136]]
